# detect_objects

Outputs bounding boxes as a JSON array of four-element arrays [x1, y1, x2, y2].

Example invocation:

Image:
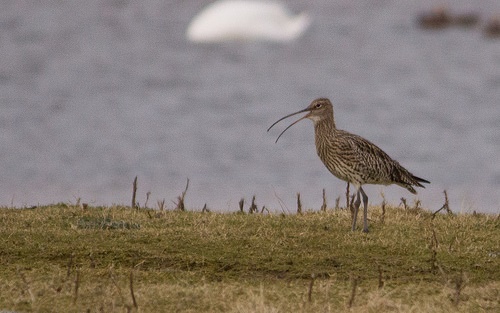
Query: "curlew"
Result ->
[[268, 98, 430, 232]]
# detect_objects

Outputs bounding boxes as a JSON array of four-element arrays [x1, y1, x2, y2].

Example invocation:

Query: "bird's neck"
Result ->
[[313, 117, 336, 137], [313, 117, 338, 158]]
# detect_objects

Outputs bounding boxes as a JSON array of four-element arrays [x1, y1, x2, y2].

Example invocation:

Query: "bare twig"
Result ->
[[443, 190, 452, 213], [432, 227, 439, 248], [430, 227, 439, 273], [400, 197, 408, 210], [174, 178, 189, 211], [378, 264, 384, 289], [308, 274, 316, 302], [381, 197, 386, 224], [249, 195, 259, 213], [157, 199, 165, 211], [432, 190, 453, 219], [347, 275, 359, 308], [273, 189, 289, 214], [335, 196, 340, 210], [202, 203, 210, 213], [321, 189, 327, 212], [297, 193, 302, 215], [73, 267, 80, 304], [66, 253, 74, 279], [144, 191, 151, 208], [249, 196, 258, 214], [132, 176, 138, 208], [130, 270, 138, 309], [239, 198, 245, 213]]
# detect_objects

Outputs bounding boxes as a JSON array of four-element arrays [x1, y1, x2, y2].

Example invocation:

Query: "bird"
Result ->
[[484, 16, 500, 39], [186, 0, 310, 43], [417, 6, 452, 29], [417, 6, 480, 30], [268, 98, 430, 232]]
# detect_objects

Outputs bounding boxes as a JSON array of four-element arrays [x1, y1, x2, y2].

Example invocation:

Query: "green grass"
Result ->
[[0, 204, 498, 312]]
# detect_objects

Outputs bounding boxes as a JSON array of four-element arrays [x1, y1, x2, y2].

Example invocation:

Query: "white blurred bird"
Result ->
[[186, 0, 311, 43]]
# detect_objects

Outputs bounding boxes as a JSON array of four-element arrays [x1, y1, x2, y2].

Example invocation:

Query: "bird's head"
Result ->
[[267, 98, 333, 143]]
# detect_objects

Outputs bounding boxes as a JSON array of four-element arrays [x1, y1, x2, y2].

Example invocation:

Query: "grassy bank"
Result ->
[[0, 204, 498, 312]]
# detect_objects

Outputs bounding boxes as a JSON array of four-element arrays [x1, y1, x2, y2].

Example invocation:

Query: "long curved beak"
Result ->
[[267, 107, 311, 143]]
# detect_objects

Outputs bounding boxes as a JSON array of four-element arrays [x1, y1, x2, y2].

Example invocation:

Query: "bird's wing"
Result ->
[[336, 130, 401, 182]]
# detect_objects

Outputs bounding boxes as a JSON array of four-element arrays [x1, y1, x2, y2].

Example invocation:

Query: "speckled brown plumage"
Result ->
[[268, 98, 429, 232]]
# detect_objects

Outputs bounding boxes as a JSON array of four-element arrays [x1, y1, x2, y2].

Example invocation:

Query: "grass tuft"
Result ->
[[76, 216, 140, 230], [174, 178, 189, 211]]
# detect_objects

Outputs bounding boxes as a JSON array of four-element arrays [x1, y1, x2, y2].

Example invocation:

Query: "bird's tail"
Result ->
[[412, 175, 430, 187], [402, 175, 430, 194]]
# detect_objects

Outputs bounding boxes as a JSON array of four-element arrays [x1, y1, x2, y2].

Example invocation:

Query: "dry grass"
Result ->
[[0, 204, 498, 312]]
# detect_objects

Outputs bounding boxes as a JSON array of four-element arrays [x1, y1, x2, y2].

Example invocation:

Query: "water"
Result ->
[[1, 0, 499, 213]]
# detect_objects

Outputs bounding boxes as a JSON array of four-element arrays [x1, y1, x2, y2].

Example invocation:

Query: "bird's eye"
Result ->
[[315, 103, 322, 108]]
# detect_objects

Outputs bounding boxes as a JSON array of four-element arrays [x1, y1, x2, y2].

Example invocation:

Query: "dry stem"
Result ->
[[174, 178, 189, 211], [321, 189, 327, 212], [347, 275, 359, 308], [132, 176, 138, 208], [297, 193, 302, 215]]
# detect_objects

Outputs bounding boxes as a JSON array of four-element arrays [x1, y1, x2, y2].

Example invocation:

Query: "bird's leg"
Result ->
[[359, 187, 369, 233], [351, 189, 361, 231]]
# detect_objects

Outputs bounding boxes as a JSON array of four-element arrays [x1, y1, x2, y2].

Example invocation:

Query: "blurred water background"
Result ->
[[1, 0, 499, 213]]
